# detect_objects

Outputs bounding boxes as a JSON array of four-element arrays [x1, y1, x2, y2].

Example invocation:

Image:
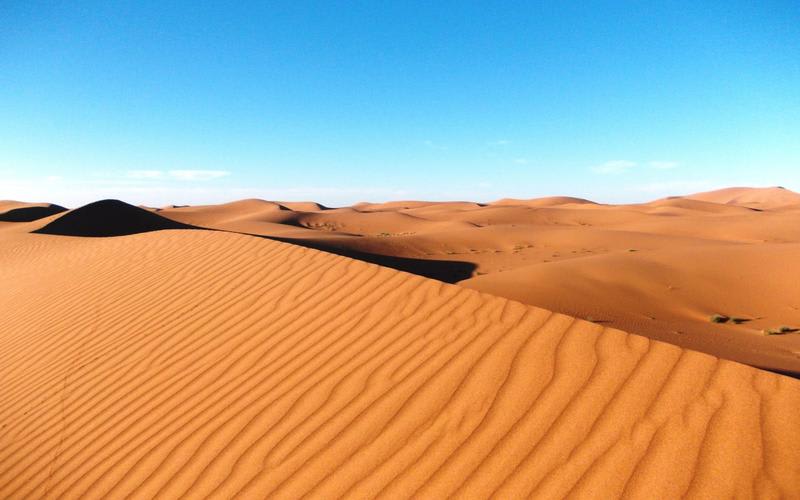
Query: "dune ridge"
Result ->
[[1, 224, 799, 498], [152, 188, 800, 375], [684, 186, 800, 209]]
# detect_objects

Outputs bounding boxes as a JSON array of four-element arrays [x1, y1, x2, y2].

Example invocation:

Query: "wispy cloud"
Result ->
[[649, 161, 679, 170], [168, 170, 230, 181], [488, 139, 511, 146], [591, 160, 637, 174], [125, 169, 231, 181]]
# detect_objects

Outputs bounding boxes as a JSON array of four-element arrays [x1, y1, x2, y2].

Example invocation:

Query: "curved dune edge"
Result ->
[[0, 229, 799, 499]]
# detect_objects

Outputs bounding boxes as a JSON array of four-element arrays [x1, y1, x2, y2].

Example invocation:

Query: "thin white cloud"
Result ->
[[591, 160, 637, 174], [488, 139, 511, 146], [649, 161, 679, 170], [168, 170, 230, 181], [126, 170, 230, 181]]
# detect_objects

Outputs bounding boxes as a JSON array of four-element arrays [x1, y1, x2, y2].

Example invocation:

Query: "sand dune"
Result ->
[[151, 187, 800, 374], [461, 242, 800, 374], [685, 186, 800, 209], [1, 210, 799, 498], [490, 196, 596, 207]]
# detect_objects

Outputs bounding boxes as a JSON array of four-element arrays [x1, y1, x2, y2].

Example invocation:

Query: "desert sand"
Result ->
[[156, 186, 800, 375], [0, 195, 799, 498]]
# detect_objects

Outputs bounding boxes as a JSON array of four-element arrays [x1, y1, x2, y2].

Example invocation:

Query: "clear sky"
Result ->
[[2, 1, 799, 207]]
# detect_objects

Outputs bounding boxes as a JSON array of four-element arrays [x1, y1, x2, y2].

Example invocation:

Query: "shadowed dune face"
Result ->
[[1, 228, 798, 498], [33, 199, 196, 237], [27, 199, 477, 282], [0, 204, 67, 222], [266, 235, 477, 282]]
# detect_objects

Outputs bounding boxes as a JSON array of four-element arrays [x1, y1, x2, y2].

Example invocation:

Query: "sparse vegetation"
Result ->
[[709, 314, 749, 324], [763, 326, 799, 335], [710, 314, 730, 324]]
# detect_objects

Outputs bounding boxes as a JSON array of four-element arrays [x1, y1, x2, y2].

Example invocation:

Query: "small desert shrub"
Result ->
[[730, 317, 748, 324], [765, 325, 798, 335], [709, 314, 730, 324]]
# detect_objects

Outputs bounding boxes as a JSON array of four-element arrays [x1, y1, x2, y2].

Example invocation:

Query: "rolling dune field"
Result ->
[[0, 200, 799, 498], [155, 187, 800, 375]]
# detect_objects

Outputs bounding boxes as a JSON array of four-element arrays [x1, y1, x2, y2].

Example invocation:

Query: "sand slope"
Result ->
[[154, 188, 800, 374], [684, 186, 800, 209], [461, 243, 800, 374], [1, 218, 799, 498]]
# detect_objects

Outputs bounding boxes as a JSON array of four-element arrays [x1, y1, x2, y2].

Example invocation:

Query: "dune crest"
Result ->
[[490, 196, 597, 207], [1, 227, 798, 498], [148, 190, 800, 374], [684, 186, 800, 209]]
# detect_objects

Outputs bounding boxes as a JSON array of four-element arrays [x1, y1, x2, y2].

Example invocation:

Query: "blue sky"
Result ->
[[2, 1, 799, 206]]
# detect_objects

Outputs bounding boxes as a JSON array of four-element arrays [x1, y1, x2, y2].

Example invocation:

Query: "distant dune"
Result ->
[[490, 196, 597, 207], [1, 207, 799, 497], [684, 186, 800, 209]]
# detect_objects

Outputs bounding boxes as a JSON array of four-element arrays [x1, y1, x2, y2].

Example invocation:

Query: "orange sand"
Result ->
[[0, 198, 799, 498], [156, 187, 800, 374]]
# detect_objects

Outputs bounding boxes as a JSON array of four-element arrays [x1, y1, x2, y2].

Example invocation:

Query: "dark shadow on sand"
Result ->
[[263, 236, 477, 283], [0, 205, 67, 222], [33, 199, 194, 237], [31, 199, 476, 283], [26, 199, 800, 379]]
